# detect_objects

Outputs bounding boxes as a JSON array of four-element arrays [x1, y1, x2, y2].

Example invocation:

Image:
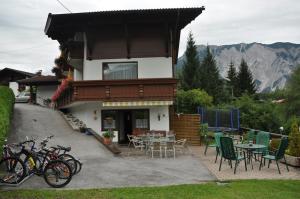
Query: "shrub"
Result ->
[[0, 86, 15, 156], [175, 89, 213, 113], [287, 119, 300, 157], [231, 94, 284, 133]]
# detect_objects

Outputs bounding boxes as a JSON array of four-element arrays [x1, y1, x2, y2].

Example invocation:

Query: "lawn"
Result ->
[[0, 180, 300, 199]]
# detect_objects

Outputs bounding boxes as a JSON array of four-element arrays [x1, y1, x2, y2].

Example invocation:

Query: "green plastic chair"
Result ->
[[259, 136, 289, 174], [243, 130, 255, 144], [214, 132, 223, 163], [253, 131, 270, 159], [219, 136, 247, 174]]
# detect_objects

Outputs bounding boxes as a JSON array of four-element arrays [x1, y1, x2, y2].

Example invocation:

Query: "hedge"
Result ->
[[0, 86, 15, 156]]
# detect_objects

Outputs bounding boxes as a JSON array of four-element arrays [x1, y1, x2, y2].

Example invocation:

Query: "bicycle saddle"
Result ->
[[57, 145, 71, 152]]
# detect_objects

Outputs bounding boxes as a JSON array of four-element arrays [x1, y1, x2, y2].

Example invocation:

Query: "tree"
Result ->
[[199, 46, 223, 104], [181, 32, 200, 90], [227, 61, 238, 97], [286, 65, 300, 116], [237, 58, 256, 95], [287, 118, 300, 157], [175, 89, 213, 113]]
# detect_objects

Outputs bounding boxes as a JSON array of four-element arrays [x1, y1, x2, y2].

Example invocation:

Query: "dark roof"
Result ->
[[17, 75, 60, 86], [0, 68, 35, 77], [45, 7, 205, 40]]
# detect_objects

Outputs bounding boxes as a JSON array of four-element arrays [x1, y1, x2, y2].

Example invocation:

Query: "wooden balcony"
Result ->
[[56, 78, 177, 108]]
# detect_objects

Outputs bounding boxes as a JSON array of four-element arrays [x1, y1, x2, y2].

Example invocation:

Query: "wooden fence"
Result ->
[[170, 113, 201, 146]]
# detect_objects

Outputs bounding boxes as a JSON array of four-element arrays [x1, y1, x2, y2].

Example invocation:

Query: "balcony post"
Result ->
[[138, 84, 144, 98]]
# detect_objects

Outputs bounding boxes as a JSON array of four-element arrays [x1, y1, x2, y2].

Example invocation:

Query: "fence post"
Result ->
[[215, 110, 218, 129], [230, 109, 233, 129]]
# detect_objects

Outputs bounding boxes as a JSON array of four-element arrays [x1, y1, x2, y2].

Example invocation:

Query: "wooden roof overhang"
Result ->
[[17, 76, 60, 86], [0, 68, 35, 77], [44, 7, 205, 63]]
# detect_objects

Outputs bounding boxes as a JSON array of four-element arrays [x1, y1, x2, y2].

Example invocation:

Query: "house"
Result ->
[[44, 7, 204, 143], [17, 75, 60, 106], [0, 67, 35, 95]]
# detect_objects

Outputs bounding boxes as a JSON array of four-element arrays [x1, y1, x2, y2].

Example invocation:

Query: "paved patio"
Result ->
[[190, 146, 300, 181], [5, 104, 215, 189]]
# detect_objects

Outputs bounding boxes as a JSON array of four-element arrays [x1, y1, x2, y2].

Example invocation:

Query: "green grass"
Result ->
[[1, 180, 300, 199]]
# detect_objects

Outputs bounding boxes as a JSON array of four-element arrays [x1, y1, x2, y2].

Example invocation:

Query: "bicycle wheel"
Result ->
[[43, 160, 72, 188], [0, 157, 26, 184], [75, 159, 82, 174], [58, 154, 77, 175]]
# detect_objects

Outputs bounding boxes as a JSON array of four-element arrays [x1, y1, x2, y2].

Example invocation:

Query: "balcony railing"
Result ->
[[55, 78, 177, 108]]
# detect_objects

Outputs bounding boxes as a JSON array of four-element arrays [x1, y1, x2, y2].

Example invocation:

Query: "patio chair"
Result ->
[[219, 136, 247, 174], [253, 131, 270, 160], [214, 132, 224, 163], [132, 138, 145, 151], [243, 130, 255, 144], [127, 135, 135, 148], [259, 136, 289, 174], [150, 141, 162, 158], [174, 139, 187, 154], [164, 141, 175, 158]]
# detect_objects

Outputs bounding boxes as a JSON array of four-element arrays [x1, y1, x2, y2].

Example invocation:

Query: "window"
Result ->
[[102, 110, 117, 130], [133, 110, 149, 129], [103, 62, 137, 80]]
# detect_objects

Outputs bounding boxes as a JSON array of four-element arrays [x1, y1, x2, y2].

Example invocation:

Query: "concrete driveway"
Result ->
[[7, 104, 215, 189]]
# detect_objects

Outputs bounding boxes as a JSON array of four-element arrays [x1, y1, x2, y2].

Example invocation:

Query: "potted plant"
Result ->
[[79, 124, 87, 133], [102, 130, 115, 145], [283, 119, 300, 167]]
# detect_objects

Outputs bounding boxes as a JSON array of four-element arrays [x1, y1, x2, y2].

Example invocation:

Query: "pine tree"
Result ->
[[227, 61, 238, 97], [287, 119, 300, 157], [181, 32, 200, 90], [237, 58, 256, 95], [199, 46, 223, 103], [286, 65, 300, 116]]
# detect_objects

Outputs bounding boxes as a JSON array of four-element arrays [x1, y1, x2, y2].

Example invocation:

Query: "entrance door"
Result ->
[[119, 110, 132, 143]]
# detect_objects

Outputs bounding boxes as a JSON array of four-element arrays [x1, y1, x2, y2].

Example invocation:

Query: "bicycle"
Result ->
[[1, 138, 73, 188]]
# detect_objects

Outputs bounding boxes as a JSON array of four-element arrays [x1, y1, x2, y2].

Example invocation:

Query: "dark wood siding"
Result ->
[[85, 23, 170, 60], [129, 24, 166, 58]]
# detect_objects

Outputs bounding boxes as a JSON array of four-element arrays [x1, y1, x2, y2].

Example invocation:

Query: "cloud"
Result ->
[[0, 0, 299, 74]]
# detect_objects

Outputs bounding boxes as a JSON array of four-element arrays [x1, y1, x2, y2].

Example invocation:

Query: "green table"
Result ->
[[235, 143, 267, 169]]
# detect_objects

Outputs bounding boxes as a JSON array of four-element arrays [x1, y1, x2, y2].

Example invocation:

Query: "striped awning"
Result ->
[[102, 101, 173, 107]]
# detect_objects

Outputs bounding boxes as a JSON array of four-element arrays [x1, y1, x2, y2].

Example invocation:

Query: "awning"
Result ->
[[102, 101, 173, 107]]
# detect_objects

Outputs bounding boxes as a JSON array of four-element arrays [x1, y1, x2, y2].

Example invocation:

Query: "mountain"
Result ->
[[176, 42, 300, 92]]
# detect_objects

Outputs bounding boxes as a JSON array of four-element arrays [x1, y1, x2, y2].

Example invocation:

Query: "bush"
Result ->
[[175, 89, 213, 113], [231, 94, 284, 133], [287, 118, 300, 157], [0, 86, 15, 156]]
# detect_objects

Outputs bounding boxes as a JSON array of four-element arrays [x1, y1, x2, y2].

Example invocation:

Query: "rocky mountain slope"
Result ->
[[177, 42, 300, 92]]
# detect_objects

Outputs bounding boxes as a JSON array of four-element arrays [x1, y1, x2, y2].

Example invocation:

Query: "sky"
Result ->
[[0, 0, 299, 74]]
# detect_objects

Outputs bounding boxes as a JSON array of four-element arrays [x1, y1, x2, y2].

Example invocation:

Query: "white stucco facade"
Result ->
[[68, 102, 170, 142], [74, 69, 83, 81], [36, 85, 57, 106], [83, 57, 172, 80], [9, 82, 19, 96]]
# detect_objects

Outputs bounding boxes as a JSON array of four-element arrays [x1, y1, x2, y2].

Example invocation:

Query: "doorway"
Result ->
[[101, 109, 149, 144], [119, 110, 133, 144]]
